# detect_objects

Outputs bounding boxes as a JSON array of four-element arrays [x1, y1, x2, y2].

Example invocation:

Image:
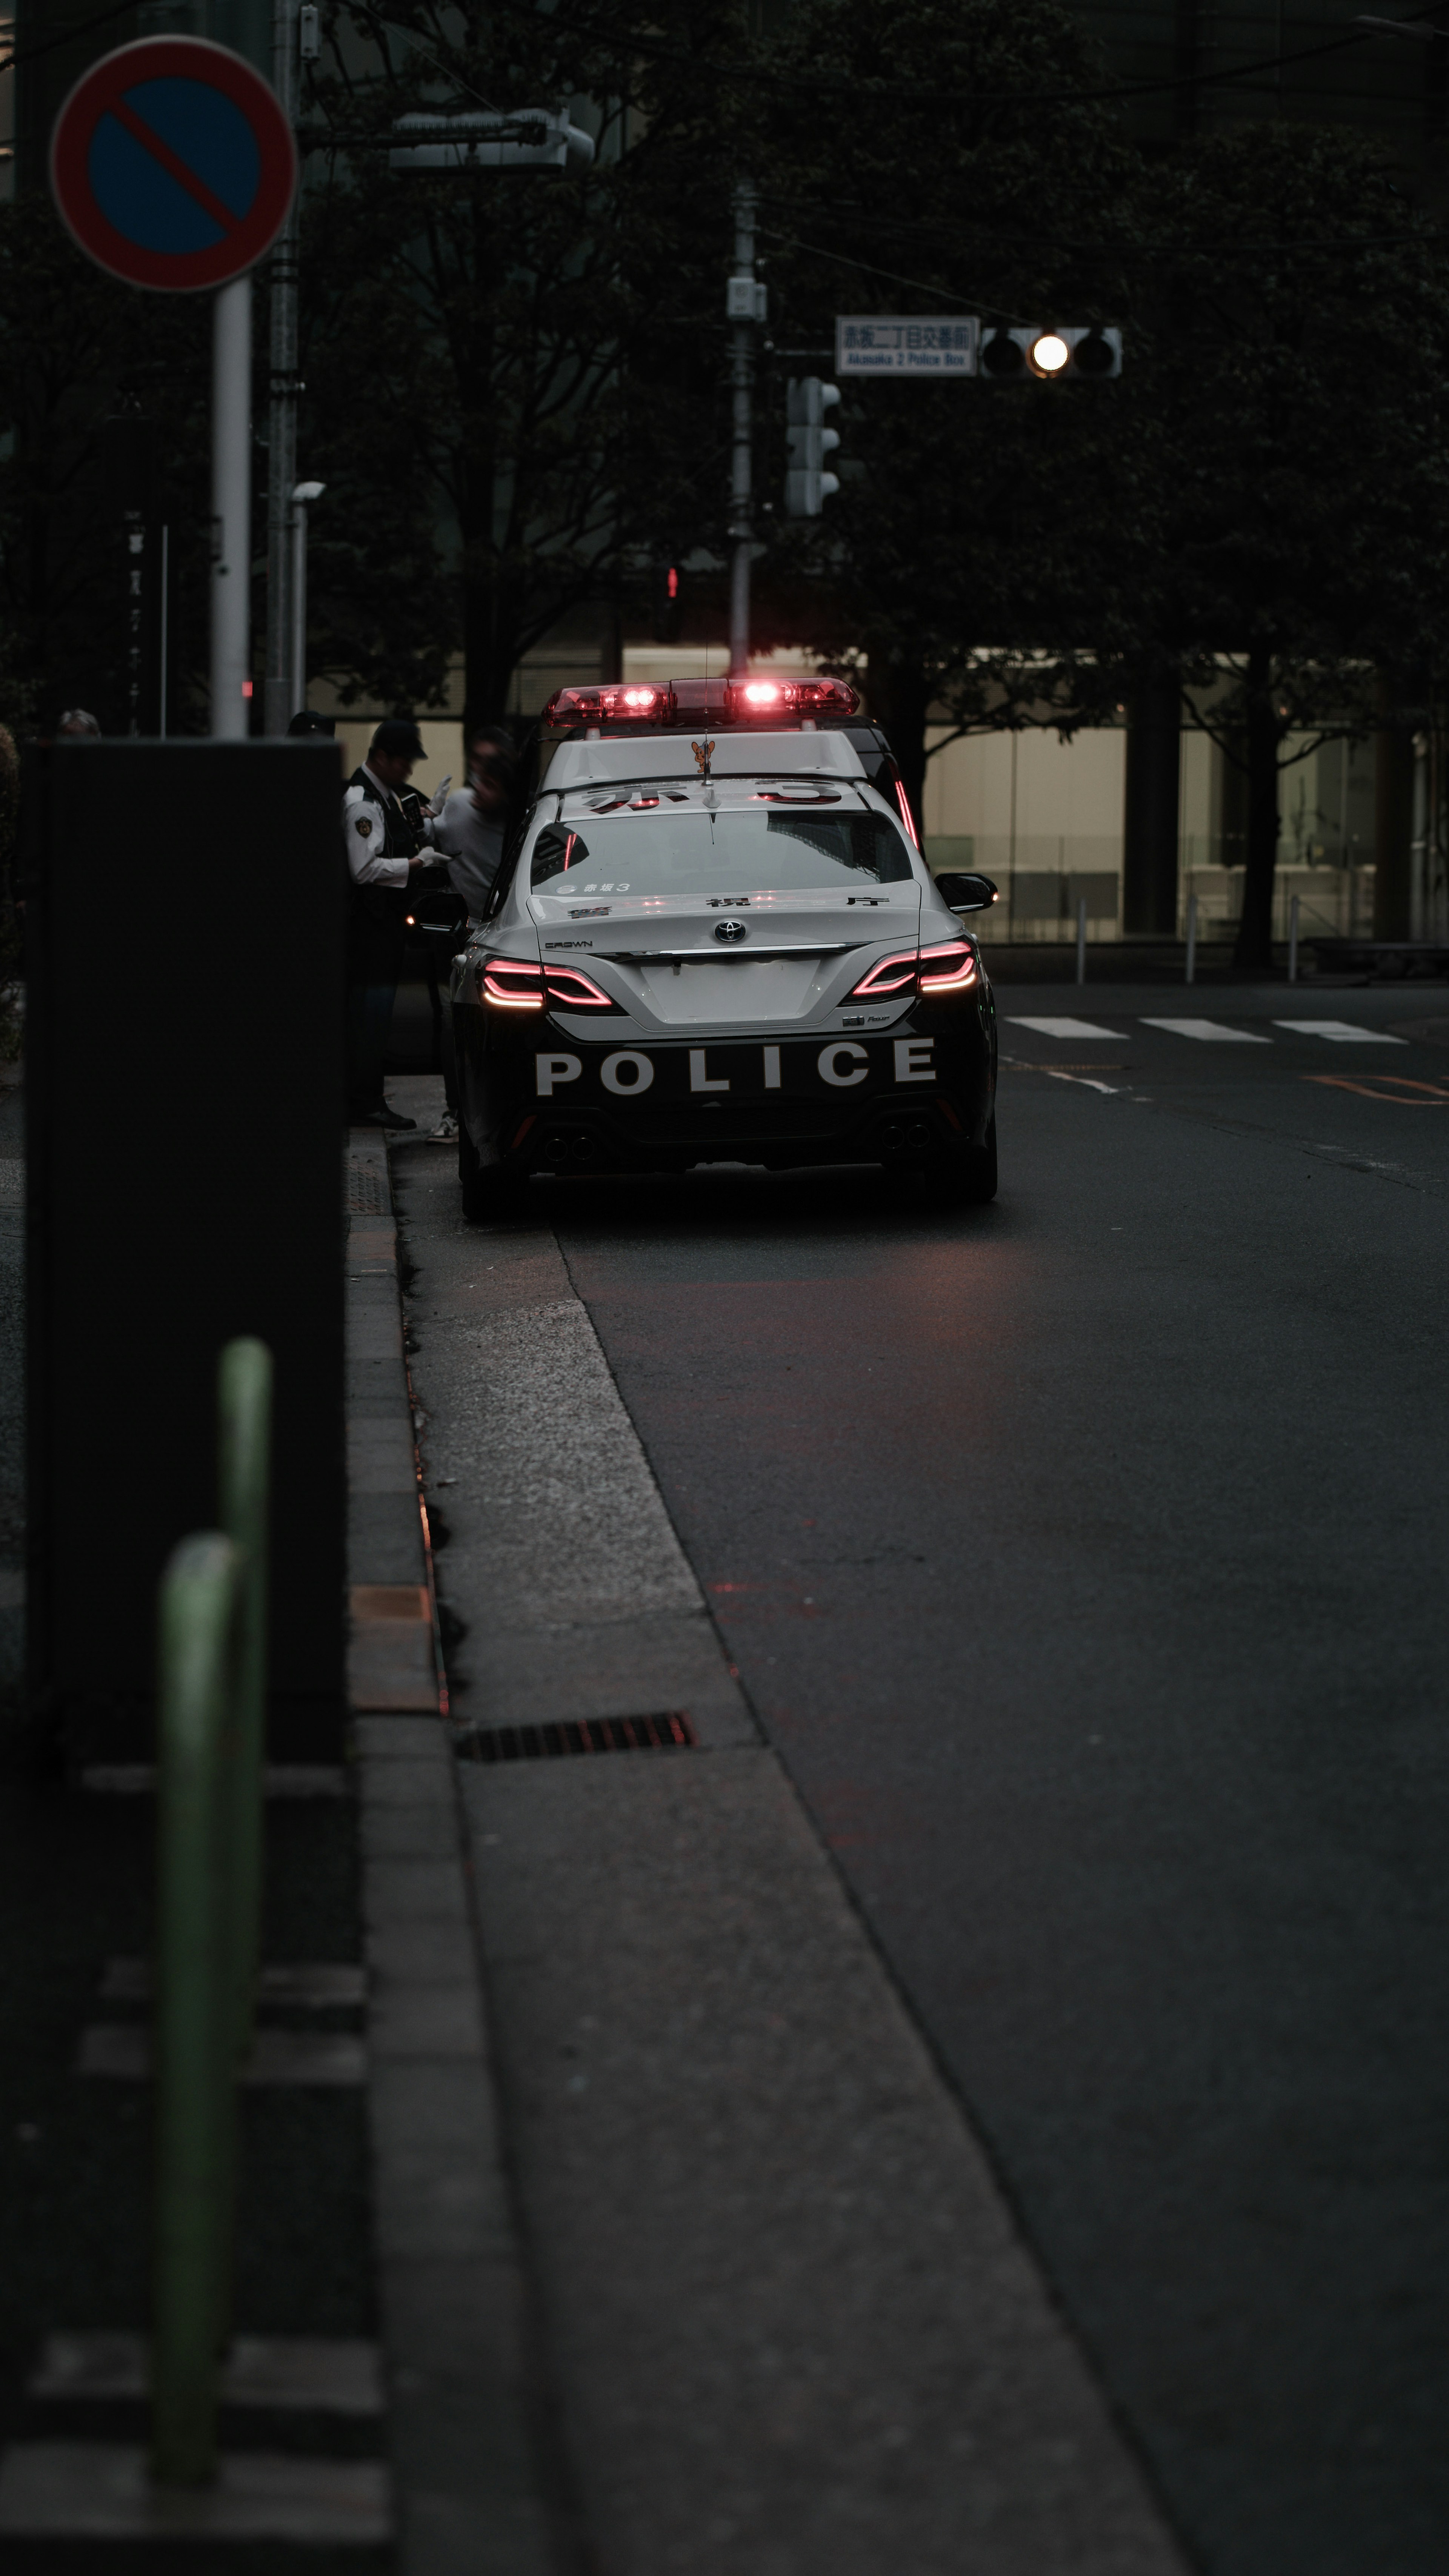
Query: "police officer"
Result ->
[[343, 718, 435, 1130]]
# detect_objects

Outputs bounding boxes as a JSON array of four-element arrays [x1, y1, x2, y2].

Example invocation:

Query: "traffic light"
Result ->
[[786, 377, 842, 516], [978, 326, 1122, 382], [652, 560, 683, 645]]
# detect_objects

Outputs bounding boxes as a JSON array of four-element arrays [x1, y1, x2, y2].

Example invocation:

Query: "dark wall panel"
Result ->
[[25, 739, 346, 1764]]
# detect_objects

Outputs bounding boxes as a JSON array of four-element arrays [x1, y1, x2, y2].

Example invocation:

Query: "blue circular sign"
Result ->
[[51, 37, 296, 292]]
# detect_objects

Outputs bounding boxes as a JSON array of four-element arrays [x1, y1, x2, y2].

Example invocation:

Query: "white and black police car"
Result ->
[[450, 675, 999, 1218]]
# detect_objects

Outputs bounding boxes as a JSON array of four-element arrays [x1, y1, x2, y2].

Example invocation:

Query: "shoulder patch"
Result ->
[[355, 816, 372, 838]]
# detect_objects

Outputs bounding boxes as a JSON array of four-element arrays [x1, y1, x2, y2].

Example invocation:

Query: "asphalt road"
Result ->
[[527, 979, 1449, 2576]]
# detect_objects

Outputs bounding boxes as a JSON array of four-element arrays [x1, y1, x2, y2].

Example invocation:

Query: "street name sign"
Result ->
[[50, 37, 297, 292], [835, 315, 979, 376]]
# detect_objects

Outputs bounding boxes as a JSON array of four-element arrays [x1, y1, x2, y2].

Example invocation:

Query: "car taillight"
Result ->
[[479, 957, 623, 1011], [894, 780, 921, 849], [480, 958, 545, 1009], [543, 682, 674, 725], [847, 941, 978, 1001], [723, 675, 860, 719], [918, 941, 977, 992], [849, 949, 919, 998], [543, 964, 621, 1010]]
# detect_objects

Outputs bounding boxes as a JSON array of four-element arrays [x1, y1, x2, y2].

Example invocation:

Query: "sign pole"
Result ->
[[727, 180, 758, 680], [263, 0, 300, 737], [210, 272, 252, 741]]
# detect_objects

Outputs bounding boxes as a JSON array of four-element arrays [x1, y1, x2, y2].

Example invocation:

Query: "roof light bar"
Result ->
[[723, 676, 860, 719], [542, 682, 675, 726], [541, 675, 861, 729]]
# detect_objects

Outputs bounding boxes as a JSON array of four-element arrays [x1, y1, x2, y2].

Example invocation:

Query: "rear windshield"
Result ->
[[531, 805, 914, 894]]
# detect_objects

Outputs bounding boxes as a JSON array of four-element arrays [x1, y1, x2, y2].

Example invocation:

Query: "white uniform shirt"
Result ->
[[342, 764, 412, 888]]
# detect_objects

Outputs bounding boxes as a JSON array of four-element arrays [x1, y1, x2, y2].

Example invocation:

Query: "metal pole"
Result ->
[[264, 0, 300, 737], [1185, 890, 1198, 986], [158, 524, 169, 739], [728, 180, 757, 679], [152, 1531, 242, 2488], [291, 500, 307, 711], [1288, 891, 1300, 984], [217, 1338, 272, 2061], [210, 274, 253, 741], [1075, 895, 1087, 985]]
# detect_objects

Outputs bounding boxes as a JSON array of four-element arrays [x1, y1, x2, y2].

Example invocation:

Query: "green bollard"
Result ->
[[151, 1531, 241, 2488], [217, 1338, 273, 2063]]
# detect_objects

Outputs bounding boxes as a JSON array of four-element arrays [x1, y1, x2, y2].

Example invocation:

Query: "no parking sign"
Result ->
[[49, 36, 296, 292]]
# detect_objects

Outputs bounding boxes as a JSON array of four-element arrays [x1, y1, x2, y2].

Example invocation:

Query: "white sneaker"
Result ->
[[429, 1113, 459, 1144]]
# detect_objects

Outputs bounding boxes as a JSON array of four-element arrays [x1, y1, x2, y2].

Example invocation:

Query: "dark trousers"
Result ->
[[346, 979, 397, 1116], [347, 899, 406, 1117], [423, 947, 459, 1114]]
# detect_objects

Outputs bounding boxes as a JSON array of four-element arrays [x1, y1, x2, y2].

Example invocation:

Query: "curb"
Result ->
[[346, 1128, 560, 2576]]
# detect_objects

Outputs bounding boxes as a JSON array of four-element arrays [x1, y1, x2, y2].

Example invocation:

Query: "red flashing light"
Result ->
[[543, 682, 674, 725], [667, 566, 679, 599], [894, 780, 920, 848], [724, 676, 860, 719]]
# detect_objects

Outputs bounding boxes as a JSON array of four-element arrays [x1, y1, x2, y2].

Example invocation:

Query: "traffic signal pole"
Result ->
[[264, 0, 301, 736], [727, 181, 758, 679]]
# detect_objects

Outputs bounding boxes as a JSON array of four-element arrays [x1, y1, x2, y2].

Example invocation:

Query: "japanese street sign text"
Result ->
[[835, 316, 980, 376]]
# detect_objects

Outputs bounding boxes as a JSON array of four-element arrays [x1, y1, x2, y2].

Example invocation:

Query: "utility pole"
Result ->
[[264, 0, 301, 736], [726, 181, 764, 679]]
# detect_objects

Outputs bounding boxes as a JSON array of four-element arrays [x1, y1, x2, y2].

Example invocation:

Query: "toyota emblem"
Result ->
[[714, 919, 748, 943]]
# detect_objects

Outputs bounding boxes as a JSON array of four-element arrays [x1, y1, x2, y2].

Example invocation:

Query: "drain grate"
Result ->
[[463, 1712, 696, 1763], [346, 1163, 387, 1216]]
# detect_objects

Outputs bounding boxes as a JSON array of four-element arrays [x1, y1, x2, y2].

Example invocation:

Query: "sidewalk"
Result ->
[[362, 1076, 1189, 2576]]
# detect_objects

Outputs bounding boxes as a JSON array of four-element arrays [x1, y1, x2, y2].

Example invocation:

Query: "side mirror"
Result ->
[[934, 870, 998, 914]]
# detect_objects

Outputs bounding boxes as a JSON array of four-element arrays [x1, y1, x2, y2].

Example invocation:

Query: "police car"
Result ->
[[450, 676, 998, 1217]]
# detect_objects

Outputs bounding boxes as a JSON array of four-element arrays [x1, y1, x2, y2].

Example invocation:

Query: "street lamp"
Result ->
[[290, 480, 324, 716]]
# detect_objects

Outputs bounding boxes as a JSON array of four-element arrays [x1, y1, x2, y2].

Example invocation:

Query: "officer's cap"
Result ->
[[372, 718, 426, 761], [288, 708, 335, 738]]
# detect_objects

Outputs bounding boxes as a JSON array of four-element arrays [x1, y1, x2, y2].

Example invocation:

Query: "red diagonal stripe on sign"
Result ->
[[108, 94, 242, 237]]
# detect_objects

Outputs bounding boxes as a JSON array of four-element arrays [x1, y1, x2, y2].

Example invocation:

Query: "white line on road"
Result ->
[[1006, 1016, 1124, 1039], [1271, 1021, 1408, 1044], [1041, 1070, 1124, 1094], [1139, 1018, 1271, 1043]]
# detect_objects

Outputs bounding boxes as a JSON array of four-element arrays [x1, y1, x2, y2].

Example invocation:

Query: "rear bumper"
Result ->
[[458, 1011, 995, 1174]]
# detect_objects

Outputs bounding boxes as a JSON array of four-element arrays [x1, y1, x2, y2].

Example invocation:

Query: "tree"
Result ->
[[1134, 124, 1449, 966], [749, 0, 1156, 824], [0, 194, 214, 734], [297, 0, 743, 725]]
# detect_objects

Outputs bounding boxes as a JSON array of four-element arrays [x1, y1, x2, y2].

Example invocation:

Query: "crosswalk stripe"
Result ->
[[1270, 1020, 1407, 1044], [1139, 1018, 1271, 1043], [1005, 1016, 1123, 1039]]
